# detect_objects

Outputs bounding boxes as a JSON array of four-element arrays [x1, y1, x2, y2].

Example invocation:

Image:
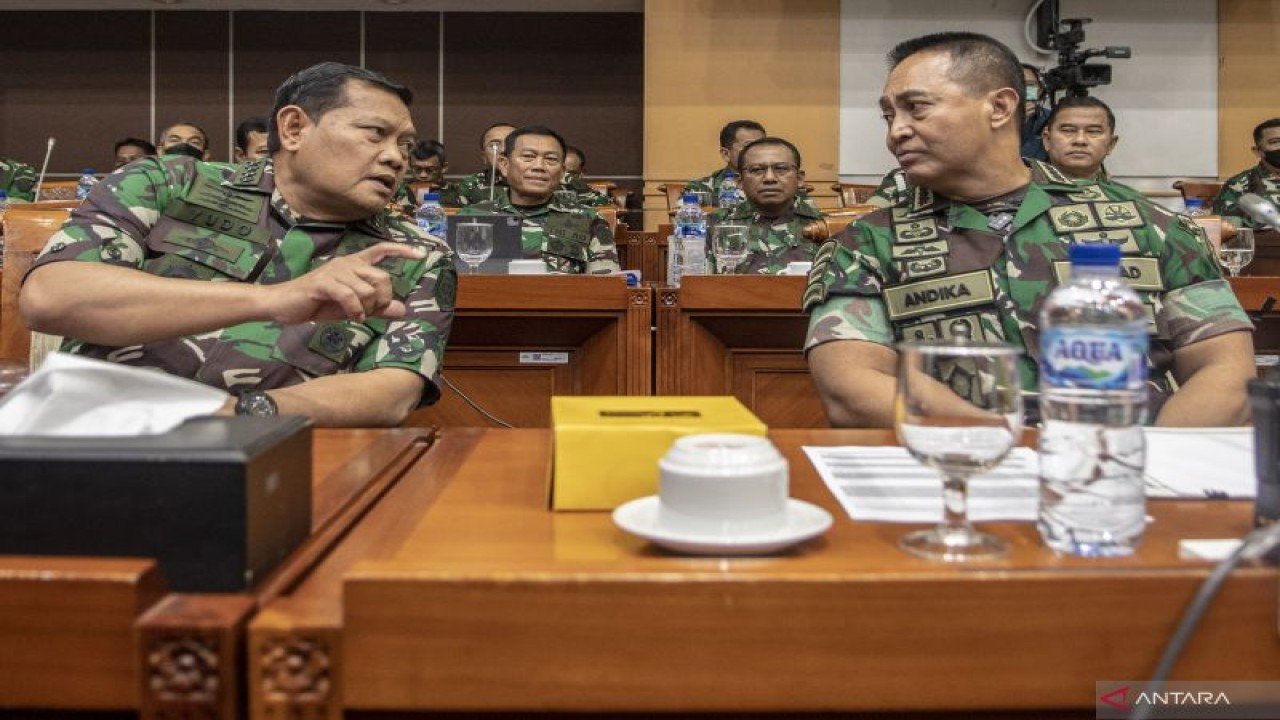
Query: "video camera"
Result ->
[[1034, 1, 1131, 101]]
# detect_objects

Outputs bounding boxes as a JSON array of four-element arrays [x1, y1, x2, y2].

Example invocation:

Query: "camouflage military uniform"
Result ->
[[867, 168, 909, 208], [1089, 166, 1148, 203], [707, 196, 825, 274], [1212, 163, 1280, 227], [0, 156, 37, 202], [683, 167, 732, 205], [556, 172, 612, 208], [459, 189, 621, 274], [457, 169, 506, 205], [30, 156, 456, 404], [804, 160, 1251, 410], [392, 179, 464, 215]]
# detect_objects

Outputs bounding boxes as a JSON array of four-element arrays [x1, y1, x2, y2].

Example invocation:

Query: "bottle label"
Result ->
[[1041, 328, 1148, 390]]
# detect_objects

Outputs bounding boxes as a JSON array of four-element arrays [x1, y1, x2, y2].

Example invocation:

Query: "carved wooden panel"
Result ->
[[255, 632, 339, 720]]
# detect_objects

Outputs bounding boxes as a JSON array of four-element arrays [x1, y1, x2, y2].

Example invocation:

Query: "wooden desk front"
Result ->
[[657, 275, 826, 428], [249, 428, 1279, 718], [406, 275, 652, 428], [0, 427, 434, 718]]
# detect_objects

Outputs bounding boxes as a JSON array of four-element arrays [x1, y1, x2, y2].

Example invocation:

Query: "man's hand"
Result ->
[[264, 242, 426, 324]]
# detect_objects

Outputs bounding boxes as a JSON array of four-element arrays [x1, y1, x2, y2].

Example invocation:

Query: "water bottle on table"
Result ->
[[415, 192, 448, 239], [75, 169, 98, 200], [1037, 243, 1148, 557], [717, 171, 742, 209], [672, 193, 707, 284]]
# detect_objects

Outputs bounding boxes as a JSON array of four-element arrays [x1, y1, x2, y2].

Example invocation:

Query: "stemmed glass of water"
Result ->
[[1217, 227, 1254, 277], [455, 221, 494, 274], [894, 340, 1024, 561], [712, 224, 749, 274]]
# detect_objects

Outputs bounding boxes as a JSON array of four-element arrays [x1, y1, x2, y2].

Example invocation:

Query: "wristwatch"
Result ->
[[234, 390, 278, 417]]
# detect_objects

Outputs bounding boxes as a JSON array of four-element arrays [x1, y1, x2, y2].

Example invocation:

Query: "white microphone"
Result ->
[[1239, 193, 1280, 230], [487, 141, 501, 203], [32, 137, 56, 202]]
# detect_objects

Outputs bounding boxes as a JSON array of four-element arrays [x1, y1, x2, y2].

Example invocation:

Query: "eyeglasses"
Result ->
[[743, 163, 797, 179]]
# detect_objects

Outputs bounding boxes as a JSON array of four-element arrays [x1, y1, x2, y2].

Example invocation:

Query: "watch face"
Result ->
[[237, 391, 278, 417]]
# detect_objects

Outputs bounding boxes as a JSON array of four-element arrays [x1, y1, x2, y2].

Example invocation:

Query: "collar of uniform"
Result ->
[[1027, 158, 1078, 190], [721, 194, 820, 223]]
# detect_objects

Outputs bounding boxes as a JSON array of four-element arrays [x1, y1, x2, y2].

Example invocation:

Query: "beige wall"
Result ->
[[643, 0, 840, 229], [1219, 0, 1280, 179]]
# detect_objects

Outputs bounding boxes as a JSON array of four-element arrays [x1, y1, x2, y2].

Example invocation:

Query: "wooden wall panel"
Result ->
[[156, 11, 230, 162], [0, 11, 150, 177], [364, 12, 442, 141], [1219, 0, 1280, 179], [442, 12, 644, 178]]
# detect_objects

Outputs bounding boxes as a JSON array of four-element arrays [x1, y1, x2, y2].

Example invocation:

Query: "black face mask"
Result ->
[[1263, 149, 1280, 168], [164, 143, 204, 159]]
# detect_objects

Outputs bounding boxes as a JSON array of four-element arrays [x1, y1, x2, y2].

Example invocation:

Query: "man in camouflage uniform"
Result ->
[[394, 139, 463, 214], [456, 122, 515, 205], [708, 136, 824, 274], [683, 119, 766, 204], [459, 125, 620, 275], [1212, 117, 1280, 226], [804, 31, 1255, 428], [22, 62, 455, 427], [0, 156, 37, 201], [556, 145, 612, 208], [1039, 95, 1146, 202]]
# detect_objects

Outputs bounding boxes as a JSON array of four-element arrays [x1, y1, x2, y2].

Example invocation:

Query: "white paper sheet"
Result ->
[[805, 428, 1256, 524]]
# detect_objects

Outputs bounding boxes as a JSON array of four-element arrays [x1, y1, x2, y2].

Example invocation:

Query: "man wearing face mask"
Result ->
[[1019, 63, 1050, 161], [1212, 117, 1280, 227], [157, 121, 211, 161]]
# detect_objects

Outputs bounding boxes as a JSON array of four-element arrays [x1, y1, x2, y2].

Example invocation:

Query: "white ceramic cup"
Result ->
[[508, 259, 547, 275], [656, 433, 789, 535], [786, 261, 813, 277]]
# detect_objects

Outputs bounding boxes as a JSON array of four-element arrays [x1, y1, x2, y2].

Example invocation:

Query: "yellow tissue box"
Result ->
[[549, 396, 767, 510]]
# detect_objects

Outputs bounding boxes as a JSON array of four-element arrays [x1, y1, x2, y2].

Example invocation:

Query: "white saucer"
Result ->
[[612, 496, 833, 556]]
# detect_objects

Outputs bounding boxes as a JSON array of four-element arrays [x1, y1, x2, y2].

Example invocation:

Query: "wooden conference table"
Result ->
[[241, 428, 1278, 719]]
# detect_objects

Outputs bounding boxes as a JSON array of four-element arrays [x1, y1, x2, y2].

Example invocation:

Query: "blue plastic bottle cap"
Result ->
[[681, 193, 699, 204], [1068, 242, 1121, 266], [82, 168, 94, 174], [723, 171, 737, 179], [424, 192, 441, 202], [1185, 197, 1203, 208]]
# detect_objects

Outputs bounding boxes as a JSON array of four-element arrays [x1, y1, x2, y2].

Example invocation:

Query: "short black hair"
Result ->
[[1254, 118, 1280, 146], [503, 125, 566, 158], [411, 139, 447, 163], [719, 120, 766, 149], [565, 145, 586, 166], [888, 32, 1025, 128], [267, 61, 412, 154], [1045, 95, 1117, 133], [235, 116, 269, 152], [737, 136, 802, 171], [114, 137, 156, 156]]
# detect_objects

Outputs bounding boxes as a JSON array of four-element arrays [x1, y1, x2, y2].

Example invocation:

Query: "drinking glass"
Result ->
[[1217, 227, 1254, 277], [455, 221, 494, 274], [894, 340, 1024, 561], [712, 224, 749, 274]]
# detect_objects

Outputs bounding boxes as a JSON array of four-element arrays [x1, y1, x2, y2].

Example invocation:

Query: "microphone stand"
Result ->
[[488, 141, 499, 204], [32, 137, 56, 203]]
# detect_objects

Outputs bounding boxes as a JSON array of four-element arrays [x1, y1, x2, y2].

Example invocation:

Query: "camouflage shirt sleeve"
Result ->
[[803, 217, 896, 351], [1, 157, 37, 202], [585, 213, 622, 275], [1144, 201, 1253, 349], [1210, 169, 1249, 219]]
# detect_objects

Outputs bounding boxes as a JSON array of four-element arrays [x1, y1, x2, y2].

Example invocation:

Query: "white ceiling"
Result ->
[[0, 0, 641, 10]]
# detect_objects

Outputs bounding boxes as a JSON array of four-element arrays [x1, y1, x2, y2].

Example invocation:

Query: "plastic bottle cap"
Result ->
[[82, 168, 95, 174], [1185, 197, 1203, 208], [1068, 242, 1121, 266], [0, 190, 7, 199], [424, 192, 441, 201], [723, 171, 737, 180], [681, 193, 699, 204]]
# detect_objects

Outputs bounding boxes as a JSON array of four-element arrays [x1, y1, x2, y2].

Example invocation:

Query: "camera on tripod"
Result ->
[[1034, 1, 1131, 102]]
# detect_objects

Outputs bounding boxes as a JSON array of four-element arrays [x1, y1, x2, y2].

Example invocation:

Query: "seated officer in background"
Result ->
[[684, 119, 766, 203], [708, 136, 824, 274], [1040, 95, 1144, 201], [459, 125, 620, 274], [157, 121, 211, 160], [557, 145, 611, 208], [394, 139, 463, 212], [1213, 117, 1280, 225], [0, 155, 36, 201], [21, 61, 456, 427], [804, 31, 1254, 428], [113, 137, 157, 170], [233, 116, 270, 162], [457, 122, 515, 205]]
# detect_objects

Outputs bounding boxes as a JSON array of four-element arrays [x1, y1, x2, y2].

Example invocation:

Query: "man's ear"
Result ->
[[719, 145, 733, 167], [275, 106, 309, 152], [989, 87, 1021, 130], [497, 154, 510, 179], [1106, 134, 1120, 155]]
